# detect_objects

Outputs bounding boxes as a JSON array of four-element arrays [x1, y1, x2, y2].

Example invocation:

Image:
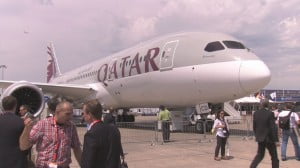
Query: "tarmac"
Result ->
[[68, 127, 300, 168]]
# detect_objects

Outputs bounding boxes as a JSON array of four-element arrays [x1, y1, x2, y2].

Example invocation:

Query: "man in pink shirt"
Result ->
[[20, 101, 82, 168]]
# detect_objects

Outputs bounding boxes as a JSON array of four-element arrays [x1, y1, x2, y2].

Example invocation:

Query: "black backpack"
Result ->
[[278, 111, 292, 130]]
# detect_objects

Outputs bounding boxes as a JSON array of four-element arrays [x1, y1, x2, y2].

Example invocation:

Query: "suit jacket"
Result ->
[[0, 113, 28, 168], [103, 113, 116, 125], [81, 122, 122, 168], [253, 108, 278, 143]]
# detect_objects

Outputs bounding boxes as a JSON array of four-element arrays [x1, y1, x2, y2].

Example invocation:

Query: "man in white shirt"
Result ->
[[277, 104, 300, 161]]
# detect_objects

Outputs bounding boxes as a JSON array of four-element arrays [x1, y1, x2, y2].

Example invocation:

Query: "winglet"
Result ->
[[47, 43, 62, 83]]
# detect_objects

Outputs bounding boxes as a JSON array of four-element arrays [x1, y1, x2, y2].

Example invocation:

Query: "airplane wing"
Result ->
[[0, 80, 96, 99]]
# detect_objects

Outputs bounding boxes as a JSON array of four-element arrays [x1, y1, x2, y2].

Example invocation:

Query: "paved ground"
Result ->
[[68, 127, 299, 168]]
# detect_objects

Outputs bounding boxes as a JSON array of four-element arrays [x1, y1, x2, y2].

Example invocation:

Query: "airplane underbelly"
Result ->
[[104, 66, 199, 108]]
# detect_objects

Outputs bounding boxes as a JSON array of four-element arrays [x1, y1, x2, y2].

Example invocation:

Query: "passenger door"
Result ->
[[159, 40, 179, 71]]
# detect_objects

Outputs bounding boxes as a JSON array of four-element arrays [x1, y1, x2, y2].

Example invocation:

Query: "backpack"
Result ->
[[278, 111, 292, 130]]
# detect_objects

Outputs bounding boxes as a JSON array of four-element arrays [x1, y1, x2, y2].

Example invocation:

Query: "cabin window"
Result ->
[[204, 41, 225, 52], [222, 41, 245, 49]]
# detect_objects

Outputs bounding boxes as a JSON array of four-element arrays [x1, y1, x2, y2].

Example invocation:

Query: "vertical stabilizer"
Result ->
[[46, 43, 62, 83]]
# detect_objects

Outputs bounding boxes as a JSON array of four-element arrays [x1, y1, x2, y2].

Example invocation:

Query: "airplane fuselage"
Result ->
[[50, 32, 271, 109]]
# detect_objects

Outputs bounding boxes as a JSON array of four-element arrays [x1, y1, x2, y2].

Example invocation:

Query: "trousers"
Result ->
[[162, 121, 170, 142], [215, 135, 227, 157], [250, 141, 279, 168]]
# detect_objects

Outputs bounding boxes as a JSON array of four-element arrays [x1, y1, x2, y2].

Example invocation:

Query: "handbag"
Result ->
[[223, 127, 230, 137]]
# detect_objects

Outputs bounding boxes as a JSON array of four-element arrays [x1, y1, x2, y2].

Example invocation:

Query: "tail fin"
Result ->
[[46, 43, 62, 83]]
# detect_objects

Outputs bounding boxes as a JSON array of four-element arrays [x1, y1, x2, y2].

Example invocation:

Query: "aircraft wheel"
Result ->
[[195, 121, 204, 134]]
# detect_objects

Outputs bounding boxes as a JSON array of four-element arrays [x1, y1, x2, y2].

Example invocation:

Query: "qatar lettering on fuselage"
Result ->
[[97, 47, 160, 82]]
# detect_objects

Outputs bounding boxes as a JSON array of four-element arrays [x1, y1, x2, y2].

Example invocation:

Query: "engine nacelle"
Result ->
[[1, 81, 45, 118]]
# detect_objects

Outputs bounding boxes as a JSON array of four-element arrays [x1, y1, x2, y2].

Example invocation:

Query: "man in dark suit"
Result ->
[[81, 100, 123, 168], [250, 99, 279, 168], [0, 96, 28, 168]]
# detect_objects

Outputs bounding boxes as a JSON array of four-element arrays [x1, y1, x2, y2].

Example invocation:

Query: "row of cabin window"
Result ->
[[67, 71, 98, 82]]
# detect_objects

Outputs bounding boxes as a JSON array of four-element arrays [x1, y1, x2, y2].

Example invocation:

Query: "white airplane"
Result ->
[[0, 32, 271, 117]]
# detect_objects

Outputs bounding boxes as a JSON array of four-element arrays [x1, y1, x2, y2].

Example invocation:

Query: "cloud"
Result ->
[[119, 17, 158, 44], [278, 15, 300, 48]]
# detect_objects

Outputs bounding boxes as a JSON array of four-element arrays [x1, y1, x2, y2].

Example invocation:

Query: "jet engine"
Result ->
[[1, 81, 45, 117]]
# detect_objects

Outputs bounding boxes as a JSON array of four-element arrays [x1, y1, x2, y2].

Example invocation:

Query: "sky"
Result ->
[[0, 0, 299, 89]]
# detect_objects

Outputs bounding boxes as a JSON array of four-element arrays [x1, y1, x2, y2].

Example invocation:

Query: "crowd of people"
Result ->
[[0, 95, 124, 168], [210, 98, 300, 168], [249, 99, 300, 168], [0, 95, 299, 168]]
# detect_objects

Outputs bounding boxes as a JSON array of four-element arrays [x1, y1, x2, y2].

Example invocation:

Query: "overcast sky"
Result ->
[[0, 0, 299, 89]]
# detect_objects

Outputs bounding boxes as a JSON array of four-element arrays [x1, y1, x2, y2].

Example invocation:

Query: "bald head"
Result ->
[[55, 101, 73, 124], [56, 101, 72, 112]]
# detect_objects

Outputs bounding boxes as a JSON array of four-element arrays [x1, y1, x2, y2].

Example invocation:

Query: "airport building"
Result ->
[[261, 89, 300, 102]]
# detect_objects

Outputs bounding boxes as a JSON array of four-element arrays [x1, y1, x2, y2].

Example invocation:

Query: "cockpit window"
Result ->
[[222, 41, 245, 49], [204, 41, 225, 52]]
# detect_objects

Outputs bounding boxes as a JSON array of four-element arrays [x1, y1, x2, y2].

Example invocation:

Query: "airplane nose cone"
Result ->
[[239, 60, 271, 93]]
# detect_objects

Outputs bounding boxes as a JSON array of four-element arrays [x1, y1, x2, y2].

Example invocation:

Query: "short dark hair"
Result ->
[[20, 104, 30, 111], [84, 100, 102, 120], [159, 105, 165, 110], [260, 99, 269, 109], [2, 96, 17, 111], [285, 103, 294, 110]]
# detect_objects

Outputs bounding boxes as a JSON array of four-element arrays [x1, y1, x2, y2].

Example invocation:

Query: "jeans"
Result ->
[[281, 128, 300, 159]]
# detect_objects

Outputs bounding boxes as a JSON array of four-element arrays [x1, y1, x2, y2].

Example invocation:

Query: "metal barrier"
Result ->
[[117, 122, 157, 144], [117, 119, 254, 144]]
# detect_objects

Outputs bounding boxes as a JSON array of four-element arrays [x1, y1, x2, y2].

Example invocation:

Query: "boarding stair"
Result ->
[[223, 101, 241, 120]]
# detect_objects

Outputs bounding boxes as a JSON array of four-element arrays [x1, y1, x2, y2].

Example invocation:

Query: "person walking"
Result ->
[[158, 105, 171, 142], [81, 100, 123, 168], [0, 96, 28, 168], [277, 103, 300, 161], [250, 99, 279, 168], [20, 101, 82, 168], [212, 110, 230, 161]]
